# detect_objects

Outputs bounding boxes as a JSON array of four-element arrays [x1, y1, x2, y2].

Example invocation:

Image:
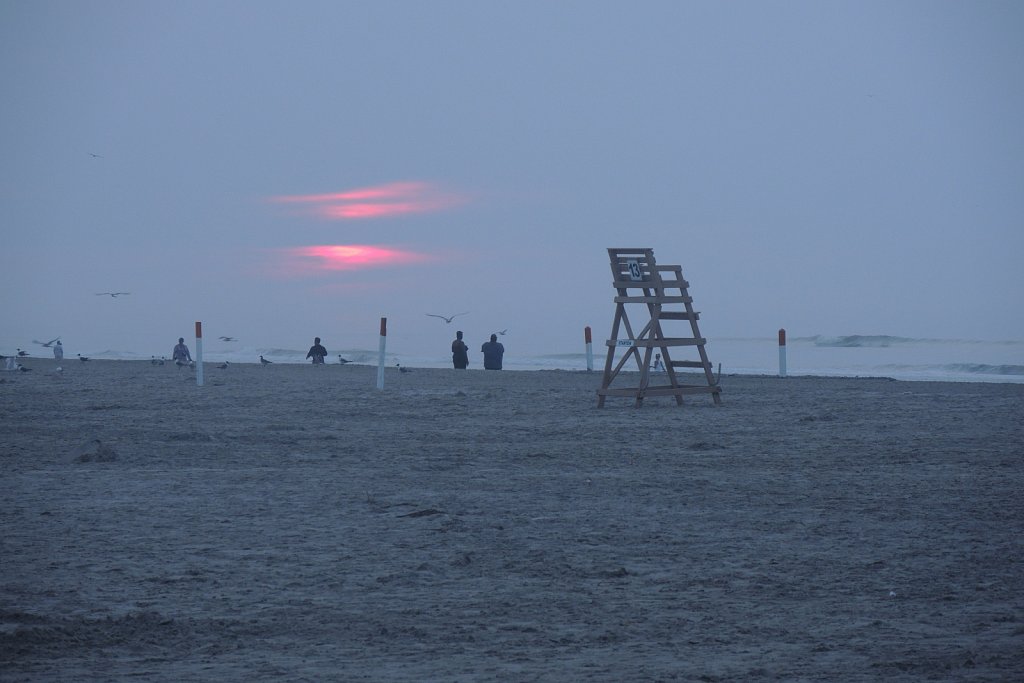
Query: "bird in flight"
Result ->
[[498, 329, 509, 336], [426, 312, 469, 324], [33, 337, 61, 347], [218, 336, 237, 342], [96, 292, 130, 297], [89, 152, 103, 158]]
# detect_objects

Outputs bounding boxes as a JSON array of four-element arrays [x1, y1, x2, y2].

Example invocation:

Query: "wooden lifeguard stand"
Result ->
[[597, 248, 722, 407]]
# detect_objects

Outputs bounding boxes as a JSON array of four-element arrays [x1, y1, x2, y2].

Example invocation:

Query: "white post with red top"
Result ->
[[376, 317, 387, 390], [585, 326, 594, 372], [195, 321, 204, 386], [778, 328, 787, 378]]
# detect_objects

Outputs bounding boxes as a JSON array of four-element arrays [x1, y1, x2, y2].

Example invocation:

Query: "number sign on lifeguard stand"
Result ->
[[597, 248, 722, 407]]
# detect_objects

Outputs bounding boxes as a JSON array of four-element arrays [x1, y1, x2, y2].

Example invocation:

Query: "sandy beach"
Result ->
[[2, 359, 1022, 681]]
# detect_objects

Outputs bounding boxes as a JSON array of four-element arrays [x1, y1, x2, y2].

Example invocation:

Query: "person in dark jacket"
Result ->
[[452, 330, 469, 369], [481, 334, 504, 370], [306, 337, 328, 364]]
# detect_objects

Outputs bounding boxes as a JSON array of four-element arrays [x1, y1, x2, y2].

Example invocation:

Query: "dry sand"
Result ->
[[2, 359, 1022, 681]]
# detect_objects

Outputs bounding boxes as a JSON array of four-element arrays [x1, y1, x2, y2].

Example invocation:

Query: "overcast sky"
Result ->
[[2, 1, 1022, 359]]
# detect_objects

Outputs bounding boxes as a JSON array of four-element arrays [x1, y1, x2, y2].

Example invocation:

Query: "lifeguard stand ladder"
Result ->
[[597, 248, 722, 407]]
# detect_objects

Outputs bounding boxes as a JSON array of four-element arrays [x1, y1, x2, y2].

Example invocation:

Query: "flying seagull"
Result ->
[[426, 312, 469, 324], [95, 292, 130, 297], [89, 152, 103, 158], [218, 336, 237, 342], [33, 337, 61, 347], [498, 329, 509, 336]]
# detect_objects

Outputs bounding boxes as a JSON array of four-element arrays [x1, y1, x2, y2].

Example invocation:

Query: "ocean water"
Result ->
[[70, 335, 1024, 384]]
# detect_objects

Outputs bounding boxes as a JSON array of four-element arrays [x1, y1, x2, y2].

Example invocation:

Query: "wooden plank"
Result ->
[[613, 295, 692, 304], [604, 338, 705, 347], [669, 360, 708, 368], [611, 278, 654, 288], [658, 312, 699, 321]]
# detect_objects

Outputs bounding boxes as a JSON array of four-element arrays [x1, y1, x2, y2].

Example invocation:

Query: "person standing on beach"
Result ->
[[481, 333, 504, 370], [53, 340, 63, 364], [172, 337, 192, 364], [306, 337, 328, 364], [451, 330, 469, 369]]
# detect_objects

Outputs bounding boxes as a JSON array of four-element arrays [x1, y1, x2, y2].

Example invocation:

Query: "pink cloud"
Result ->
[[279, 245, 435, 273], [270, 181, 467, 220]]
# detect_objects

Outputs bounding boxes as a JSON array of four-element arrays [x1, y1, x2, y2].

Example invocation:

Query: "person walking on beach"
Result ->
[[53, 340, 64, 363], [481, 333, 504, 370], [306, 337, 328, 364], [172, 337, 192, 365], [451, 330, 469, 369]]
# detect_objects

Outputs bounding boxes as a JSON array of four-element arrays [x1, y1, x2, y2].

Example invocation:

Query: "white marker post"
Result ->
[[778, 328, 787, 378], [195, 321, 204, 386], [584, 325, 594, 372], [376, 317, 387, 390]]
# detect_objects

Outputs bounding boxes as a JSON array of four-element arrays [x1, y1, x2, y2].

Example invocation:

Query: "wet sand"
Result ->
[[2, 359, 1023, 681]]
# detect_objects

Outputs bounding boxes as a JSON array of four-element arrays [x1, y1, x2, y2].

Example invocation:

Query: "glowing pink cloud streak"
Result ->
[[281, 245, 434, 272], [271, 181, 466, 220]]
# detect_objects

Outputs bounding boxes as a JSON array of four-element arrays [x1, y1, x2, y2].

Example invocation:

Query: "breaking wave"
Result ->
[[804, 335, 920, 348], [941, 363, 1024, 376], [796, 335, 1024, 348]]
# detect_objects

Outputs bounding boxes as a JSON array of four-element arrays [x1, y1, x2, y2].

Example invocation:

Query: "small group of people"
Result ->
[[171, 336, 331, 366], [451, 331, 504, 370], [171, 333, 500, 368]]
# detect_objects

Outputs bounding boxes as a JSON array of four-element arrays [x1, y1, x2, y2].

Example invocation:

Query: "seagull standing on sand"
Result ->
[[337, 356, 351, 364], [95, 292, 130, 298], [78, 354, 90, 362], [17, 349, 29, 357], [426, 312, 469, 324], [260, 355, 272, 366]]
